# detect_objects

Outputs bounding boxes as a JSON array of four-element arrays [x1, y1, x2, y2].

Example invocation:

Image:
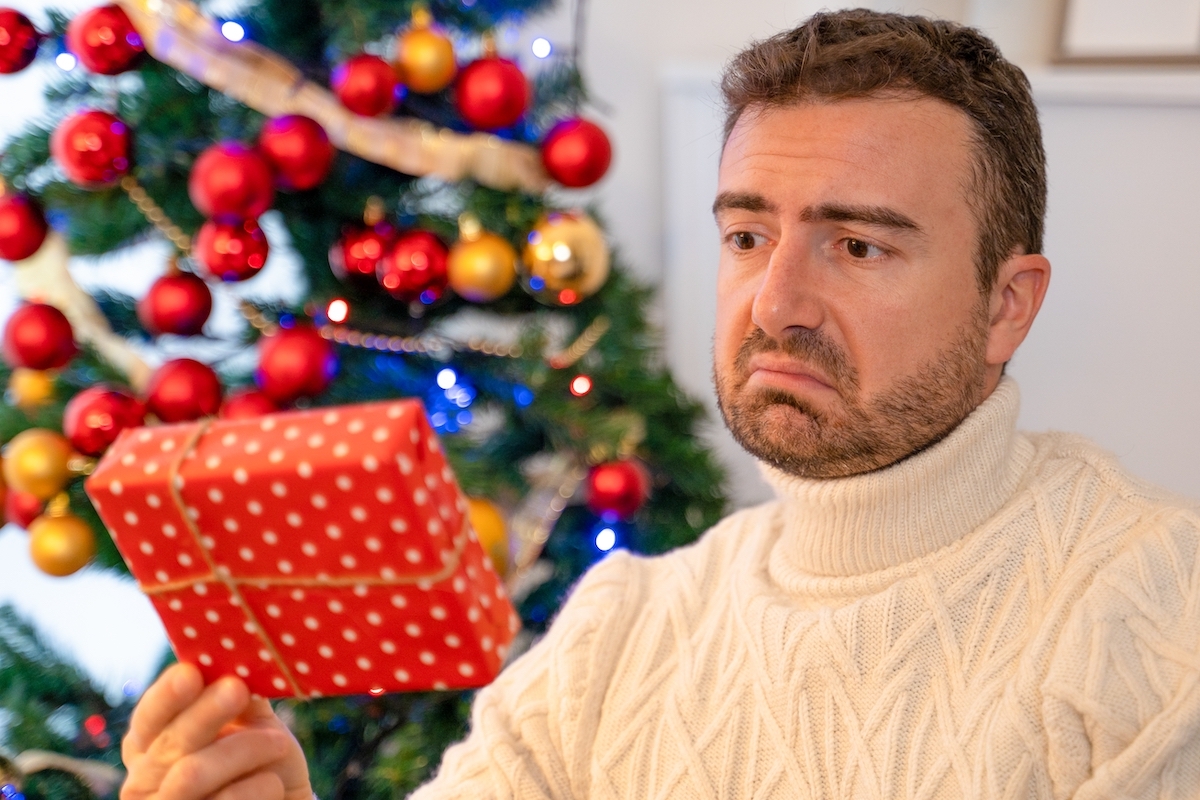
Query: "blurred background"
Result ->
[[2, 0, 1199, 706]]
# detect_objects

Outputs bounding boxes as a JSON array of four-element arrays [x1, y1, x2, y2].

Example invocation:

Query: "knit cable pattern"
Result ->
[[413, 380, 1200, 799]]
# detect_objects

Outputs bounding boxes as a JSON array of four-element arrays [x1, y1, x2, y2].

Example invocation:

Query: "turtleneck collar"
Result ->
[[760, 377, 1031, 578]]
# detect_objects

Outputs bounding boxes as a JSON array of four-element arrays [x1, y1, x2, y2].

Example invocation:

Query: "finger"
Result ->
[[124, 663, 204, 760], [150, 676, 251, 763], [214, 695, 279, 742], [158, 728, 290, 800], [211, 770, 285, 800]]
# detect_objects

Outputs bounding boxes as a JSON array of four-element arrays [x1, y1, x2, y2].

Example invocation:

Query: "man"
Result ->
[[120, 10, 1200, 800]]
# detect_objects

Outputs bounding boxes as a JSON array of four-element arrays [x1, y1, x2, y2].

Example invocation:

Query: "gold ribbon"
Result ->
[[157, 418, 468, 699]]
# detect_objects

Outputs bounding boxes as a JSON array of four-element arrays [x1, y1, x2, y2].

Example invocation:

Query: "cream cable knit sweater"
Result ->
[[412, 379, 1200, 799]]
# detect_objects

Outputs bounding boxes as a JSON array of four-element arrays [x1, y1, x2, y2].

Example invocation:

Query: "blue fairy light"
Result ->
[[513, 385, 535, 407], [529, 275, 545, 291], [427, 366, 476, 433]]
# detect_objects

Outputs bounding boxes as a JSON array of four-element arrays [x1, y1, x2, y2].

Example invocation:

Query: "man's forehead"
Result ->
[[717, 96, 978, 210], [721, 95, 977, 166]]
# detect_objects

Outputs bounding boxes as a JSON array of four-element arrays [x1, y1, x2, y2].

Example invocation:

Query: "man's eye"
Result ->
[[845, 238, 884, 259], [729, 232, 762, 251]]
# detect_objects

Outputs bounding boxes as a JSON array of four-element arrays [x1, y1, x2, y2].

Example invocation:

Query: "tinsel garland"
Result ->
[[116, 0, 552, 193]]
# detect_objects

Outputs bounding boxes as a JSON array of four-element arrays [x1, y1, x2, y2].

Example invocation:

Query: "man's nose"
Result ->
[[750, 233, 825, 340]]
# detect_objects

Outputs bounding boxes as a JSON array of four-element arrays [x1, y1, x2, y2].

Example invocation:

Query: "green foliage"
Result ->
[[278, 691, 471, 800], [0, 0, 729, 797], [0, 607, 128, 799]]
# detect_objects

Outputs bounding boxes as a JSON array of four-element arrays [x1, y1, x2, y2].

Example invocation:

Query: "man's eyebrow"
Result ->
[[712, 195, 925, 237], [712, 191, 776, 216], [801, 203, 925, 235]]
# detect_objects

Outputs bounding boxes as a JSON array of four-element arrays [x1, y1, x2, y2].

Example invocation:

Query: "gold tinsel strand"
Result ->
[[547, 315, 611, 369], [120, 176, 192, 252], [300, 315, 612, 365]]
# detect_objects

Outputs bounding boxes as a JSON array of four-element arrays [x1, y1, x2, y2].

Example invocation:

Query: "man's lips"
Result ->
[[745, 354, 836, 392]]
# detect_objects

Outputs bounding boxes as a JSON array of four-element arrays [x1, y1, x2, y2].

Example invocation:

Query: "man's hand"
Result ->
[[121, 663, 313, 800]]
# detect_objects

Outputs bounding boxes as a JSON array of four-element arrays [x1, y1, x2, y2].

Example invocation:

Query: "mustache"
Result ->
[[733, 328, 859, 394]]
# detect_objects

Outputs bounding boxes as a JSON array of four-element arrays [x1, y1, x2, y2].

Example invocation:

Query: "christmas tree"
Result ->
[[0, 0, 727, 798]]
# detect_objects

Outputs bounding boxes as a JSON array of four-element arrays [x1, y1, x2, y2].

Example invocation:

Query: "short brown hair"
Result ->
[[720, 10, 1046, 292]]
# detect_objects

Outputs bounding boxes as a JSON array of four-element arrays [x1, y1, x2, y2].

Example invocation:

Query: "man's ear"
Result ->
[[985, 252, 1051, 368]]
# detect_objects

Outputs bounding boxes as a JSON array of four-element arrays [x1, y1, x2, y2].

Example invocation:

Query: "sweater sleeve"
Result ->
[[1042, 509, 1200, 800], [408, 550, 640, 799]]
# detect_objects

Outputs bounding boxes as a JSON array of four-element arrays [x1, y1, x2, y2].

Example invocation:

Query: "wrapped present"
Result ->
[[84, 399, 519, 699]]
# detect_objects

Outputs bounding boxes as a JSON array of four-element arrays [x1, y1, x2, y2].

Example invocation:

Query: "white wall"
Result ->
[[1016, 73, 1200, 500]]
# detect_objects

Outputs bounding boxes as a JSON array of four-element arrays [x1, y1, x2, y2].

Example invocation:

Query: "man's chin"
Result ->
[[722, 399, 824, 460]]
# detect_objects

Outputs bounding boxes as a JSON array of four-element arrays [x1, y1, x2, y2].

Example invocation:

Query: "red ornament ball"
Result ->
[[66, 4, 143, 75], [455, 57, 528, 131], [193, 218, 270, 282], [50, 110, 132, 188], [329, 223, 394, 282], [188, 142, 275, 220], [542, 118, 613, 188], [138, 272, 212, 336], [332, 54, 399, 117], [0, 9, 41, 74], [377, 229, 449, 303], [0, 193, 48, 261], [5, 489, 43, 529], [145, 358, 223, 422], [219, 388, 278, 420], [585, 459, 651, 519], [62, 385, 145, 456], [256, 325, 337, 404], [2, 303, 76, 370], [258, 115, 335, 191]]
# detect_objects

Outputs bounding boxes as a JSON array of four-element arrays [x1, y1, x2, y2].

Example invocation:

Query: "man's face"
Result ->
[[713, 96, 993, 479]]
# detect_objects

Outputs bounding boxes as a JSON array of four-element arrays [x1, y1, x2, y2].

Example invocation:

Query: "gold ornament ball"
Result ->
[[2, 428, 74, 500], [467, 497, 508, 577], [395, 26, 457, 94], [6, 368, 55, 410], [29, 511, 96, 576], [449, 233, 518, 303], [521, 212, 610, 306]]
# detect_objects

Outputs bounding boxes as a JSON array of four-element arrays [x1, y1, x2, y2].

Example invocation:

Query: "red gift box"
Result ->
[[84, 399, 519, 699]]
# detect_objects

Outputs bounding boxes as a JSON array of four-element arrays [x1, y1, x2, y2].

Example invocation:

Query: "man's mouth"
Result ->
[[745, 353, 837, 394]]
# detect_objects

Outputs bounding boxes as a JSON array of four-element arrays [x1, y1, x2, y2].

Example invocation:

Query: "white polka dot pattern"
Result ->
[[84, 398, 517, 699]]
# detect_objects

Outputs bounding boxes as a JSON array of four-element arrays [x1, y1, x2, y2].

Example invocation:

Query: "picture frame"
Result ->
[[1056, 0, 1200, 64]]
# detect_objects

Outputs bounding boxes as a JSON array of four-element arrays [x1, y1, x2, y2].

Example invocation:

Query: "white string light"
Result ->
[[531, 37, 552, 59], [595, 526, 616, 551], [220, 21, 246, 42]]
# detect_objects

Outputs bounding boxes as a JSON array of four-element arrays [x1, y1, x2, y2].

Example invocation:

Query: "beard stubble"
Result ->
[[714, 309, 990, 479]]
